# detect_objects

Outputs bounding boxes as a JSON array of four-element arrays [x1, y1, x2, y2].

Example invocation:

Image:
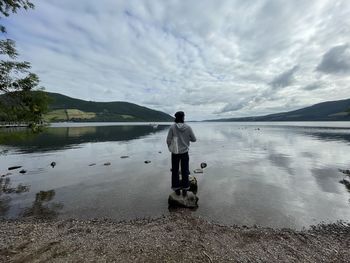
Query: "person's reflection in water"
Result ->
[[23, 190, 63, 219], [166, 111, 197, 197]]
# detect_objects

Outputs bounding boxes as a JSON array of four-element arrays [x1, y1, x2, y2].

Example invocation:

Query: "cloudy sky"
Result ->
[[2, 0, 350, 120]]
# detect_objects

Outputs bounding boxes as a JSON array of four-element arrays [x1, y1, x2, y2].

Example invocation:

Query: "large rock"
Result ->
[[189, 176, 198, 194], [179, 176, 198, 194], [168, 191, 199, 208]]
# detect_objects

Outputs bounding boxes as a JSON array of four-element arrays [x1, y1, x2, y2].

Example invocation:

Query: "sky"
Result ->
[[2, 0, 350, 120]]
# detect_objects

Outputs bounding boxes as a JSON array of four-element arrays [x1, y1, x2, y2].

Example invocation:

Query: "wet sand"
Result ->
[[1, 211, 349, 262]]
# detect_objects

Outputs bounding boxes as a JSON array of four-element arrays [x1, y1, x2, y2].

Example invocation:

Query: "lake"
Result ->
[[1, 122, 350, 229]]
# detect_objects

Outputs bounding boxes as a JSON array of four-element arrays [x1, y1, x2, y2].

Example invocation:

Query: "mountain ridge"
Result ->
[[44, 92, 173, 122], [207, 98, 350, 122]]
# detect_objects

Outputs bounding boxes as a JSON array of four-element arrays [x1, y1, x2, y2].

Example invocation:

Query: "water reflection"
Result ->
[[0, 122, 350, 229], [0, 175, 30, 217], [299, 128, 350, 144], [0, 125, 168, 153], [23, 190, 63, 219], [338, 169, 350, 193]]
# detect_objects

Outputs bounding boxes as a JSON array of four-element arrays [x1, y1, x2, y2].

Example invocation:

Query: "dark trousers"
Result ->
[[171, 152, 190, 191]]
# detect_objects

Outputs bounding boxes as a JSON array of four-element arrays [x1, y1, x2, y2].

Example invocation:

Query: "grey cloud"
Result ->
[[303, 82, 324, 91], [270, 65, 299, 89], [216, 100, 248, 114], [316, 44, 350, 74], [3, 0, 350, 120]]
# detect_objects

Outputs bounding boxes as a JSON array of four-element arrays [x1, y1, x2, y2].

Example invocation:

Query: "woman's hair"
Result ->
[[174, 111, 185, 123]]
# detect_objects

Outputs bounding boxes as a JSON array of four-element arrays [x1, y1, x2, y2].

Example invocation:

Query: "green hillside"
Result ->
[[44, 92, 173, 122], [208, 98, 350, 122]]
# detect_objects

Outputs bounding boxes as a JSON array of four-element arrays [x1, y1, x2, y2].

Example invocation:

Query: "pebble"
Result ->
[[193, 168, 203, 174], [120, 156, 129, 159], [144, 160, 151, 164], [19, 169, 27, 174], [104, 162, 111, 166], [89, 163, 96, 166]]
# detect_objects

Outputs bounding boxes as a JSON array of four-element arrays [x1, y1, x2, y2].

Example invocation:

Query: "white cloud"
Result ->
[[2, 0, 350, 120]]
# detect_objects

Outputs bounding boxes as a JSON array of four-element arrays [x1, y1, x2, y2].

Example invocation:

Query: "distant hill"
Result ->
[[43, 92, 173, 122], [208, 98, 350, 122]]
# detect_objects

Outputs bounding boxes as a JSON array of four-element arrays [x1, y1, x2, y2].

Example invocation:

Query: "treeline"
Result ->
[[0, 1, 49, 124]]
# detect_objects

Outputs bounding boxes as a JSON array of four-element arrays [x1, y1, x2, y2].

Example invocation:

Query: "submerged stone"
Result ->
[[200, 162, 207, 169], [168, 191, 198, 208], [8, 166, 22, 171]]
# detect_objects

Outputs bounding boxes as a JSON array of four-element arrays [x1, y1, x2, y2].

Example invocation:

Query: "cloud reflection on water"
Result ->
[[0, 122, 350, 229]]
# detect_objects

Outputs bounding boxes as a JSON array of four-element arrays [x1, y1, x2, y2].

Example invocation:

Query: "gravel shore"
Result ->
[[1, 211, 349, 262]]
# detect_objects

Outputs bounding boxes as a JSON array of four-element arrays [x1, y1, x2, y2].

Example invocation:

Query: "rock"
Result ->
[[19, 169, 27, 174], [8, 166, 22, 171], [104, 162, 111, 166], [120, 156, 129, 159], [50, 162, 56, 168], [158, 151, 162, 154], [179, 176, 198, 194], [339, 169, 350, 176], [189, 176, 198, 193], [89, 163, 96, 166], [144, 160, 151, 164], [200, 162, 207, 169], [16, 184, 30, 193], [193, 168, 203, 174], [168, 191, 199, 208], [339, 179, 350, 191]]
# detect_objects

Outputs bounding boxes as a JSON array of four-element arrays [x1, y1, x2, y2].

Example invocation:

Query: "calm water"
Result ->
[[1, 122, 350, 229]]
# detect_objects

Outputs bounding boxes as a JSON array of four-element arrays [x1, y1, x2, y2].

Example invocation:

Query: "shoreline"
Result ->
[[1, 211, 349, 262]]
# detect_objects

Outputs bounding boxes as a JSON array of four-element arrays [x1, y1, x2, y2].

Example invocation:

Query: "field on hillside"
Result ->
[[44, 109, 96, 122]]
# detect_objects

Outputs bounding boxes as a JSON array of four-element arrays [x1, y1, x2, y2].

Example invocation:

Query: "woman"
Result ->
[[166, 111, 196, 196]]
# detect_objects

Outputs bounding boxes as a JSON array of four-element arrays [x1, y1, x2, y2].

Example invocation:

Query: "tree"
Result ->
[[0, 0, 49, 123]]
